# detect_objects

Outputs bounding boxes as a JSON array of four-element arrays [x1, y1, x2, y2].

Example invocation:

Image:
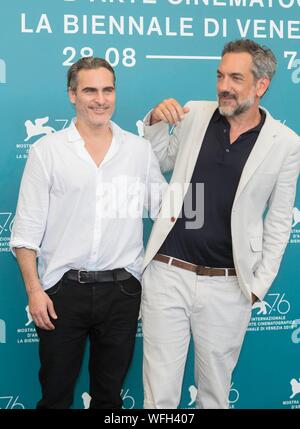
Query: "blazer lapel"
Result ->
[[234, 108, 279, 203], [184, 103, 218, 184]]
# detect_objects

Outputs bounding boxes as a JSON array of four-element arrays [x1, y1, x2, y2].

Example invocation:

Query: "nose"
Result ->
[[94, 90, 105, 104], [218, 76, 231, 93]]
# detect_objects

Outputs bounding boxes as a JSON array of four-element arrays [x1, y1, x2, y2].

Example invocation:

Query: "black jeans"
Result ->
[[36, 273, 141, 409]]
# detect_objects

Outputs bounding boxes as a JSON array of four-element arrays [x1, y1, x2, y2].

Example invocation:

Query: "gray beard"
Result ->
[[218, 96, 254, 118]]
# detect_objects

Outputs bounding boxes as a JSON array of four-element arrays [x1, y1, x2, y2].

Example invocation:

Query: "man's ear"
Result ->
[[256, 77, 270, 98], [68, 88, 76, 104]]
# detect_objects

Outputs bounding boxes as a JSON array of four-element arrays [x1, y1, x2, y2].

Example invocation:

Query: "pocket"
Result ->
[[45, 278, 64, 296], [119, 275, 142, 297], [250, 236, 263, 252]]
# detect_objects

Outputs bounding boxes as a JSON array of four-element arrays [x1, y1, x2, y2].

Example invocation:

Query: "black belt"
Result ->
[[65, 268, 132, 284]]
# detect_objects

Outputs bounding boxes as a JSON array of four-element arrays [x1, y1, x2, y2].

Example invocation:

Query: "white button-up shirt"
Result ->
[[10, 120, 166, 290]]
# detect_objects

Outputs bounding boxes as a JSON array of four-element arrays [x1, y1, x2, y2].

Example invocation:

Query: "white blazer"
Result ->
[[143, 101, 300, 302]]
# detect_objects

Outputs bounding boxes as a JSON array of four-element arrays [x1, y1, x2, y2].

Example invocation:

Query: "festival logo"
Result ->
[[282, 377, 300, 409], [15, 306, 38, 345], [290, 207, 300, 245], [0, 212, 14, 253], [248, 292, 294, 334], [24, 117, 56, 142], [16, 118, 70, 160], [186, 382, 239, 408], [81, 388, 136, 409]]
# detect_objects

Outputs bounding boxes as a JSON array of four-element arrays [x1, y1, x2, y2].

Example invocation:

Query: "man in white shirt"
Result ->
[[10, 57, 166, 409]]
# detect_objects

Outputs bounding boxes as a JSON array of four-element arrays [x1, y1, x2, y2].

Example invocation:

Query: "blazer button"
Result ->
[[170, 216, 176, 222]]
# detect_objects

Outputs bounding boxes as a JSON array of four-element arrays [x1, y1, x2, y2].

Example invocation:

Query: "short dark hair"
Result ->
[[222, 39, 277, 81], [67, 57, 116, 91]]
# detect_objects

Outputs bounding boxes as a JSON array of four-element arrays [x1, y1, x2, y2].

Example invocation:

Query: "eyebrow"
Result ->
[[82, 86, 115, 92], [217, 70, 244, 79], [82, 87, 97, 92], [230, 72, 244, 78]]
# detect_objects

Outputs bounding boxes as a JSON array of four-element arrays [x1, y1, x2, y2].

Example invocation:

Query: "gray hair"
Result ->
[[222, 39, 277, 81], [67, 57, 116, 91]]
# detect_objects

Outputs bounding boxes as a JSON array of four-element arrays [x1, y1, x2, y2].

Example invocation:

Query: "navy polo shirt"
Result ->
[[159, 108, 266, 268]]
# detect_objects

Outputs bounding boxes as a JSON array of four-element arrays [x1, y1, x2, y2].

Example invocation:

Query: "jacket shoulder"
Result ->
[[185, 100, 218, 112], [277, 122, 299, 143], [270, 118, 300, 151]]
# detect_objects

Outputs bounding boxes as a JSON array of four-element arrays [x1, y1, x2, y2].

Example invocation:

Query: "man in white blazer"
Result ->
[[141, 39, 300, 409]]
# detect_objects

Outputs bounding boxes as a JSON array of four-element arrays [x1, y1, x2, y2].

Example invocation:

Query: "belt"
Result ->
[[153, 254, 236, 277], [65, 268, 132, 284]]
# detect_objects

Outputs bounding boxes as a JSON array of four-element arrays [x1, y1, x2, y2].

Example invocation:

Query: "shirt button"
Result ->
[[223, 129, 227, 133], [170, 216, 176, 222], [226, 148, 230, 152]]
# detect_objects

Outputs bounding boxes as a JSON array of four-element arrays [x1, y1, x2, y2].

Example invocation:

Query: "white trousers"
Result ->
[[141, 260, 252, 409]]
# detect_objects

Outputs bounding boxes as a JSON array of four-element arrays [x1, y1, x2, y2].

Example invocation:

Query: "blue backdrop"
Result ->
[[0, 0, 300, 409]]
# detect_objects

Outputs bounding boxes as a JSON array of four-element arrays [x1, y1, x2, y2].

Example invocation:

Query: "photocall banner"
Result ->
[[0, 0, 300, 409]]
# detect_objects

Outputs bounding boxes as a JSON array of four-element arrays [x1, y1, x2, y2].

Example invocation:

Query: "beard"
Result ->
[[218, 91, 255, 118]]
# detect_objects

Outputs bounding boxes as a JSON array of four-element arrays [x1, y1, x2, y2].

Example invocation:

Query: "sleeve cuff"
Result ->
[[9, 241, 41, 258]]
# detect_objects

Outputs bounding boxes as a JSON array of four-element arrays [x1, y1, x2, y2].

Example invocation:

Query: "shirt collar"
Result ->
[[67, 118, 82, 142], [211, 107, 266, 133], [212, 108, 223, 123], [67, 118, 124, 144]]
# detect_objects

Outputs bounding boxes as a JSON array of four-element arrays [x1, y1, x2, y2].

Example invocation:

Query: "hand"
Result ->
[[150, 98, 190, 126], [28, 289, 58, 330], [251, 293, 259, 305]]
